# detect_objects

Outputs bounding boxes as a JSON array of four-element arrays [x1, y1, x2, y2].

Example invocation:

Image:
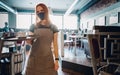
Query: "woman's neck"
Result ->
[[40, 19, 51, 25], [40, 20, 47, 25]]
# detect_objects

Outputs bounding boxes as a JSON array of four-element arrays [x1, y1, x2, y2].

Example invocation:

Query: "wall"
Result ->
[[8, 12, 16, 28], [80, 0, 120, 30], [81, 0, 117, 19]]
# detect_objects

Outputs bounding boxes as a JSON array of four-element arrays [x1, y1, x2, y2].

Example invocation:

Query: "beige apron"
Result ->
[[26, 25, 57, 75]]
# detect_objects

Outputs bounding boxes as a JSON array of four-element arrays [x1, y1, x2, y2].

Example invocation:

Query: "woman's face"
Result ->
[[36, 6, 44, 14], [36, 6, 45, 20]]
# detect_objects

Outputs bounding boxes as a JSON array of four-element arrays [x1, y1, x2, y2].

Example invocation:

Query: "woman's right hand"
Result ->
[[54, 60, 59, 71], [26, 39, 33, 44]]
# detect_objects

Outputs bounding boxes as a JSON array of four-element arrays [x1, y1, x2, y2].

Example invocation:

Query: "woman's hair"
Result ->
[[35, 3, 51, 25]]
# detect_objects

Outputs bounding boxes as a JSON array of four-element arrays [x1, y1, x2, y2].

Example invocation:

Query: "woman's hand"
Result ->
[[54, 60, 59, 71], [26, 32, 34, 44], [26, 39, 33, 44]]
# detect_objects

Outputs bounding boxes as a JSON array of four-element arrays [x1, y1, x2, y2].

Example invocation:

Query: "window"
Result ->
[[17, 14, 34, 29], [0, 13, 8, 28], [81, 21, 87, 29], [88, 19, 94, 30], [109, 13, 118, 25], [50, 15, 63, 29], [17, 14, 77, 30], [50, 15, 77, 30], [95, 16, 105, 26], [64, 15, 77, 29]]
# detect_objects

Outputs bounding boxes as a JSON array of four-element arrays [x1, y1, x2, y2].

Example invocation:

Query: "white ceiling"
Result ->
[[0, 0, 99, 15], [4, 0, 74, 10], [1, 0, 75, 14]]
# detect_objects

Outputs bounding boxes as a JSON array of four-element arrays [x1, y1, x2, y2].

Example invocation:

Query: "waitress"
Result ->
[[26, 3, 59, 75]]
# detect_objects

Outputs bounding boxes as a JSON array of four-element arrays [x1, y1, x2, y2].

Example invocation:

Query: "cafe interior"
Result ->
[[0, 0, 120, 75]]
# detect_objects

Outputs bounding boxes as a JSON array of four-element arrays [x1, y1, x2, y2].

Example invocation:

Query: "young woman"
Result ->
[[26, 3, 59, 75]]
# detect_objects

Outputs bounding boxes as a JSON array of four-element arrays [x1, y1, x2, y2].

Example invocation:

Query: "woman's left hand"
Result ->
[[54, 61, 59, 71]]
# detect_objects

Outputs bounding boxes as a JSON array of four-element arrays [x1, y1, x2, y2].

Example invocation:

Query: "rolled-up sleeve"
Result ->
[[51, 24, 59, 33]]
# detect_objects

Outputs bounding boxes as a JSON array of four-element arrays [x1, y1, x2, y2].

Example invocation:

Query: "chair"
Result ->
[[64, 34, 74, 49], [0, 53, 12, 75], [76, 38, 81, 48], [0, 39, 25, 75], [87, 34, 120, 75], [64, 40, 74, 49], [105, 38, 120, 63], [0, 52, 23, 75], [88, 34, 102, 75], [11, 52, 23, 75], [82, 39, 91, 58]]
